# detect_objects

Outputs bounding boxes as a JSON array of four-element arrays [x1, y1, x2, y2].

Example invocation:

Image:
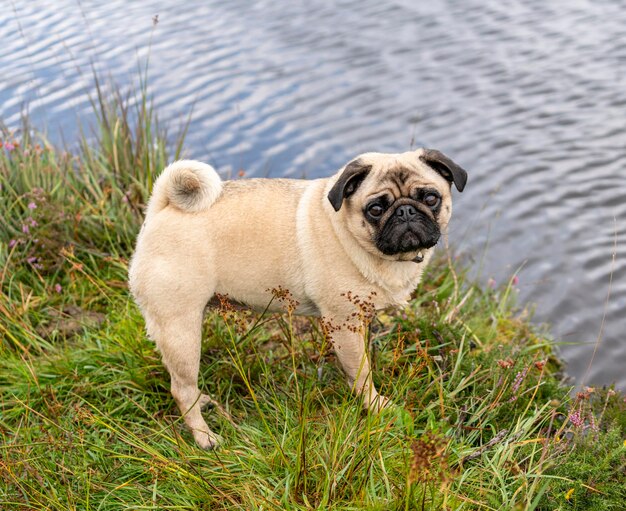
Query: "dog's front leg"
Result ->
[[330, 328, 390, 412]]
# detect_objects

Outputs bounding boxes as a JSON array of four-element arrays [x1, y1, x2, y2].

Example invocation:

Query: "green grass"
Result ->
[[1, 76, 624, 510]]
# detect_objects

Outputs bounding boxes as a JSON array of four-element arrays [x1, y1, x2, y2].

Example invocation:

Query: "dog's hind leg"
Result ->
[[146, 307, 222, 449]]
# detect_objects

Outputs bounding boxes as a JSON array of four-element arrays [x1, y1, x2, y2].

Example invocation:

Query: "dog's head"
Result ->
[[327, 148, 467, 262]]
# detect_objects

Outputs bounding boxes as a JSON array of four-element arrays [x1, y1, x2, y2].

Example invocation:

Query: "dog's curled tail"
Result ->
[[145, 160, 222, 218]]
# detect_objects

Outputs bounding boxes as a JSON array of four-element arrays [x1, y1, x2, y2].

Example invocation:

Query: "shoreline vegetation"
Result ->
[[1, 75, 624, 511]]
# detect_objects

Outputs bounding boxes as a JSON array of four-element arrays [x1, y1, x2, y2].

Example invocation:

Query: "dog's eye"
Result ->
[[367, 204, 384, 218], [423, 193, 440, 208]]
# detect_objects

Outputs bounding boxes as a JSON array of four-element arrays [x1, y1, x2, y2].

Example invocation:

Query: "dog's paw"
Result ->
[[193, 428, 223, 450], [364, 393, 393, 413]]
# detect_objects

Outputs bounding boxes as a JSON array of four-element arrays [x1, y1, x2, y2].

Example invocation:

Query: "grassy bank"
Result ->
[[1, 82, 624, 511]]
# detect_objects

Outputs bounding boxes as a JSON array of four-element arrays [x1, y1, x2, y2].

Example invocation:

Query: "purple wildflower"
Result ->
[[29, 218, 38, 227], [22, 224, 30, 234], [27, 256, 37, 264], [568, 409, 584, 428], [5, 141, 15, 151], [8, 239, 17, 248], [28, 202, 37, 210], [54, 283, 62, 293], [509, 366, 529, 402]]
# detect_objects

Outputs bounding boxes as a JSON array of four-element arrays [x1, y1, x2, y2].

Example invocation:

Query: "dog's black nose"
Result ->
[[396, 204, 417, 222]]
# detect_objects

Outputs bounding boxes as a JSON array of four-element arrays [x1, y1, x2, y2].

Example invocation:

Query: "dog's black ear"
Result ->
[[419, 149, 468, 192], [327, 159, 372, 211]]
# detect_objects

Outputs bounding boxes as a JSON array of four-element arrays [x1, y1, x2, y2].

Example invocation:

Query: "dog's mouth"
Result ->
[[374, 220, 440, 264]]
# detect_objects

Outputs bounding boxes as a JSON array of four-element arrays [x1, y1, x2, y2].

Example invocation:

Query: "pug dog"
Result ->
[[129, 149, 467, 448]]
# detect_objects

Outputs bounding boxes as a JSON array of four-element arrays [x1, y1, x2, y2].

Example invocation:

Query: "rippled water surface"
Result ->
[[2, 0, 624, 388]]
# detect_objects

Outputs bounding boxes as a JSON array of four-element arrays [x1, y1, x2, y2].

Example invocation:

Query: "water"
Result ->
[[1, 0, 624, 389]]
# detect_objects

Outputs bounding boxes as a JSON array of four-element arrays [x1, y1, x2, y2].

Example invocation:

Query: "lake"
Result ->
[[1, 0, 624, 389]]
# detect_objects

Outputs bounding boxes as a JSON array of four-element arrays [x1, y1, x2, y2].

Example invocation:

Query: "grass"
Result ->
[[1, 74, 625, 511]]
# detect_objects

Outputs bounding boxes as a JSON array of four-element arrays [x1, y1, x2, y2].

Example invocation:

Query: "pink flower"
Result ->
[[22, 224, 30, 234], [54, 283, 62, 293], [29, 218, 38, 227], [509, 366, 529, 401], [568, 409, 584, 428], [487, 278, 496, 289], [8, 239, 17, 248], [512, 275, 519, 286], [28, 202, 37, 210], [5, 141, 15, 151]]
